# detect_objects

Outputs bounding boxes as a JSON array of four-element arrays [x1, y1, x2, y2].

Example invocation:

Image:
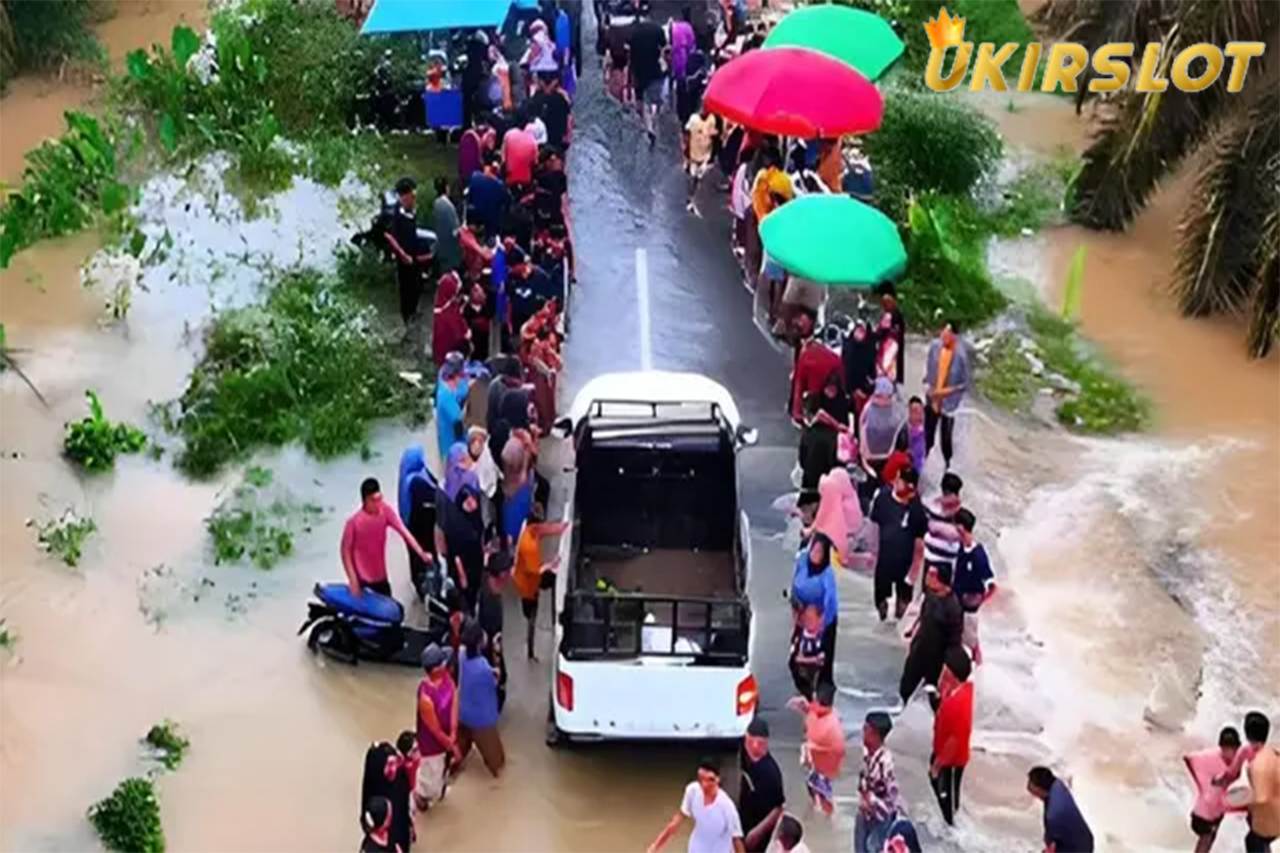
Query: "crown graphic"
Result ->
[[924, 7, 966, 50]]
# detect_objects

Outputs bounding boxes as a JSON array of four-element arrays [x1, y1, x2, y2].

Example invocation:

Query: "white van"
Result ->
[[546, 372, 759, 745]]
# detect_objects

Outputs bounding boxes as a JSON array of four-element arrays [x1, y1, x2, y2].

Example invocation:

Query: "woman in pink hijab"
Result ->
[[810, 468, 862, 566]]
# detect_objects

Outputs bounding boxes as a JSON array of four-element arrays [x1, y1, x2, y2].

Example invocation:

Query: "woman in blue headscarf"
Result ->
[[435, 352, 470, 463], [398, 445, 438, 599], [443, 442, 480, 502]]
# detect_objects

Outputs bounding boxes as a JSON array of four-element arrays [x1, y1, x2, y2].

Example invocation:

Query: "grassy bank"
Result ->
[[0, 0, 107, 92], [829, 0, 1147, 436], [1, 0, 447, 268]]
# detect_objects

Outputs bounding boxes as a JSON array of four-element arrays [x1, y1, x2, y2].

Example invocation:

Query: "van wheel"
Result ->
[[545, 702, 568, 749]]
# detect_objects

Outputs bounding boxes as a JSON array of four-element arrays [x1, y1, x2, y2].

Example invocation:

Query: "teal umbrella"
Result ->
[[759, 195, 906, 286], [762, 4, 905, 82]]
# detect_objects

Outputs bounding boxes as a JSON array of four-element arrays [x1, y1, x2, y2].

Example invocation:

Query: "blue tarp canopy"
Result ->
[[360, 0, 513, 35]]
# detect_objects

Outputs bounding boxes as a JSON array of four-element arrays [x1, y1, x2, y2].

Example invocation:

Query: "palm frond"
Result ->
[[0, 1, 16, 85], [1070, 0, 1280, 230], [1245, 202, 1280, 358], [1173, 58, 1279, 318]]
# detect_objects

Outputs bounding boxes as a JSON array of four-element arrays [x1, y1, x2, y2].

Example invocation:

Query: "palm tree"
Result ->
[[1037, 0, 1280, 357]]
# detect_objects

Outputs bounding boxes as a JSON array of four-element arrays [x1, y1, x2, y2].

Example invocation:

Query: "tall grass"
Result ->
[[0, 0, 106, 91]]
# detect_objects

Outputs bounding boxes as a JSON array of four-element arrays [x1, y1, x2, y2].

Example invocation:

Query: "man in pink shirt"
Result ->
[[502, 123, 538, 187], [342, 477, 430, 599]]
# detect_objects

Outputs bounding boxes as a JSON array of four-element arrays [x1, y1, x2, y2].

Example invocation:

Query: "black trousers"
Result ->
[[899, 649, 943, 704], [930, 762, 964, 825], [924, 405, 955, 466], [397, 263, 422, 325]]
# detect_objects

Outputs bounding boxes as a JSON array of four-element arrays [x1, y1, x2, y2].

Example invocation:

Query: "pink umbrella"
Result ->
[[703, 46, 884, 137]]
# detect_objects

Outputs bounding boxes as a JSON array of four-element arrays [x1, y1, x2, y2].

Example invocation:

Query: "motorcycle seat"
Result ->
[[314, 582, 404, 625]]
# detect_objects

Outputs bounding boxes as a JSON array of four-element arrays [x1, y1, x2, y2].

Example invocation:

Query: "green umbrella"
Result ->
[[759, 194, 906, 287], [762, 4, 905, 82]]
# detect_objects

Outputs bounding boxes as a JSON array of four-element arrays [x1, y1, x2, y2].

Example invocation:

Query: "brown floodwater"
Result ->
[[2, 10, 1277, 853]]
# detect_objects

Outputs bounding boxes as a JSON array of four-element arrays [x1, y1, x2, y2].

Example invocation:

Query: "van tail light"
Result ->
[[556, 670, 575, 712], [736, 674, 758, 717]]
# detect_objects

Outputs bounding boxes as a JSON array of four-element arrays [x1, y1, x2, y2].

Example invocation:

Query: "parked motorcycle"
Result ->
[[299, 557, 454, 667]]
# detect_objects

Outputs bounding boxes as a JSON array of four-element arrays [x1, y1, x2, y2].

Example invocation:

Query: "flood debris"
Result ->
[[63, 390, 148, 473], [0, 619, 16, 652], [28, 509, 97, 568], [142, 720, 190, 771], [205, 466, 325, 570], [170, 267, 427, 479]]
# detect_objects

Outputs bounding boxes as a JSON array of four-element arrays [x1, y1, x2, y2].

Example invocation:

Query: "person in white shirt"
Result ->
[[649, 758, 745, 853], [766, 815, 810, 853]]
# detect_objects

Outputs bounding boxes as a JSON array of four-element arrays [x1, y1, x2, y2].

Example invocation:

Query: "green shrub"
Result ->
[[0, 112, 134, 269], [863, 90, 1002, 221], [88, 777, 165, 853], [171, 267, 424, 478], [63, 390, 148, 473], [0, 0, 104, 90], [897, 195, 1007, 332]]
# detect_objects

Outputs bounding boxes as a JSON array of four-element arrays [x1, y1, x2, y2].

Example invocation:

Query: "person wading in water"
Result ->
[[342, 477, 431, 599]]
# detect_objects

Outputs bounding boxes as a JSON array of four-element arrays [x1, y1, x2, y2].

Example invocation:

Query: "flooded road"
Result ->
[[2, 7, 1277, 853]]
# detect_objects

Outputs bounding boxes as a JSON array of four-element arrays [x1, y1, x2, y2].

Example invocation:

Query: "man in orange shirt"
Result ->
[[930, 647, 974, 826], [512, 503, 569, 660]]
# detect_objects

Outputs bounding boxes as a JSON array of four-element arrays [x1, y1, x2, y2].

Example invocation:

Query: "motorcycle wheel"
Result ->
[[308, 618, 359, 665]]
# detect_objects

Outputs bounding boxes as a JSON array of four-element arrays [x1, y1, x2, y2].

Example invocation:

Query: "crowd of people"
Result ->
[[596, 3, 1279, 853], [338, 4, 592, 851], [339, 1, 1280, 851]]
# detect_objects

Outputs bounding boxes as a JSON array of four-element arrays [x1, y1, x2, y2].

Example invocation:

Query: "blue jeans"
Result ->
[[854, 812, 892, 853]]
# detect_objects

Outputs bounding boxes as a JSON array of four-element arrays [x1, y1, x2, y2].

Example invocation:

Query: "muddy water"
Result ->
[[3, 9, 1277, 853], [0, 1, 207, 184], [964, 91, 1280, 850]]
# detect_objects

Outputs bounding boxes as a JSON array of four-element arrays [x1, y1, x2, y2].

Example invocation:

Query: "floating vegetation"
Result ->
[[29, 509, 97, 567], [143, 720, 190, 771], [171, 267, 425, 478], [63, 390, 147, 473], [87, 777, 165, 853], [205, 466, 325, 570]]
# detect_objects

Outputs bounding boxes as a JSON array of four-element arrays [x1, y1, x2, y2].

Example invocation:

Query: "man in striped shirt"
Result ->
[[923, 472, 964, 572]]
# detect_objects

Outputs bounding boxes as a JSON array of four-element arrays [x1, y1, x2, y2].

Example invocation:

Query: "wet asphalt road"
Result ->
[[561, 1, 911, 774]]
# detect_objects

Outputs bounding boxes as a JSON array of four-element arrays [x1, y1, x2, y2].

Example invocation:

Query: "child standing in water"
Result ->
[[790, 682, 846, 816], [790, 604, 826, 700], [1184, 726, 1241, 853]]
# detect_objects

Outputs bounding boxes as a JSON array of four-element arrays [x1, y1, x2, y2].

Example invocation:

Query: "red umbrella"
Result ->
[[703, 46, 884, 137]]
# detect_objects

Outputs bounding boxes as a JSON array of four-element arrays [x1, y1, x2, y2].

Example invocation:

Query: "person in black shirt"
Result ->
[[798, 395, 838, 514], [534, 148, 569, 228], [360, 796, 400, 853], [739, 717, 786, 853], [842, 319, 878, 418], [477, 550, 512, 711], [384, 177, 434, 326], [868, 466, 928, 621], [506, 248, 553, 333], [529, 75, 572, 151], [899, 562, 964, 709], [627, 7, 666, 146]]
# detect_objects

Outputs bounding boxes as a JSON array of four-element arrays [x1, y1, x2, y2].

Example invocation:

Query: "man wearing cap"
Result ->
[[738, 718, 786, 853], [384, 177, 435, 327], [414, 643, 460, 812]]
